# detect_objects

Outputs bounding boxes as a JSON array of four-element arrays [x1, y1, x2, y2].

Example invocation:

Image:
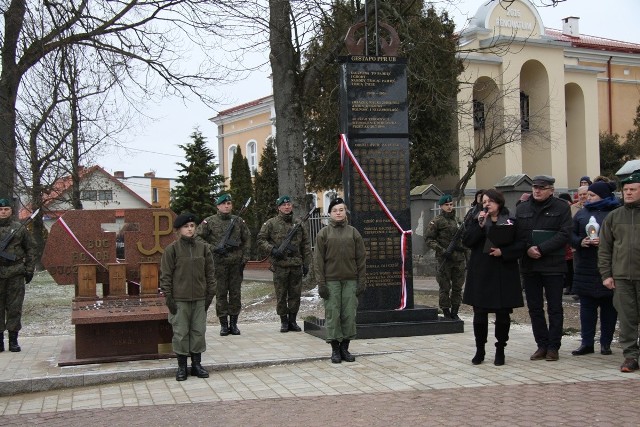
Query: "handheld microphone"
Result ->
[[483, 207, 489, 213], [479, 206, 488, 226]]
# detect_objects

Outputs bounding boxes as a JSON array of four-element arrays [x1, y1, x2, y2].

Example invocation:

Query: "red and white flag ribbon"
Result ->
[[339, 134, 412, 310], [57, 216, 107, 270]]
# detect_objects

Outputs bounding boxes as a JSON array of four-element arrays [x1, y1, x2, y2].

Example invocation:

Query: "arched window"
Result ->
[[228, 145, 237, 177], [246, 140, 257, 176]]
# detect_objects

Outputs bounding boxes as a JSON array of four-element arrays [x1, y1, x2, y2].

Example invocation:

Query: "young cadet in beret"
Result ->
[[160, 212, 216, 381], [257, 195, 312, 333], [314, 198, 366, 364], [196, 193, 250, 336], [599, 172, 640, 373], [425, 194, 466, 320]]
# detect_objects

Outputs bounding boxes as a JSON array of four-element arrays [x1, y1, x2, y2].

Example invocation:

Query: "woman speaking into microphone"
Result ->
[[462, 189, 526, 366]]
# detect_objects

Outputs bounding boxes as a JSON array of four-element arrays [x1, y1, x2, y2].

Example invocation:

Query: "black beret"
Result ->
[[327, 197, 345, 213], [173, 212, 198, 229]]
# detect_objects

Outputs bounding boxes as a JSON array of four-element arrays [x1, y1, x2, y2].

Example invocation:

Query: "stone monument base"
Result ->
[[59, 296, 174, 366], [303, 306, 463, 340]]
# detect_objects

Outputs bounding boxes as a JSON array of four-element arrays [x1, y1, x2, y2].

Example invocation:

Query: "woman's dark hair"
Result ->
[[471, 189, 485, 206], [482, 188, 505, 211]]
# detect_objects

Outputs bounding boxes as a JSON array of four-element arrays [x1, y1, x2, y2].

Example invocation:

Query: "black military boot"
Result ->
[[330, 340, 342, 364], [494, 343, 506, 366], [288, 312, 302, 332], [176, 354, 188, 381], [219, 316, 230, 336], [442, 308, 451, 319], [450, 305, 461, 321], [0, 332, 4, 352], [8, 331, 20, 352], [229, 315, 241, 335], [190, 353, 209, 378], [340, 339, 356, 362], [280, 315, 289, 333]]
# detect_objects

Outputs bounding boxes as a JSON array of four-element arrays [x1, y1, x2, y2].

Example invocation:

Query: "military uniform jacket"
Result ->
[[0, 218, 36, 279], [313, 219, 366, 284], [599, 202, 640, 281], [257, 212, 312, 268], [196, 212, 250, 265], [425, 211, 465, 262], [160, 235, 216, 302]]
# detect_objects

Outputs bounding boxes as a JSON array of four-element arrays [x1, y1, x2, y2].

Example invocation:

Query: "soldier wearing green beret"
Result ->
[[196, 194, 250, 336], [599, 171, 640, 373], [257, 195, 312, 333], [425, 194, 466, 320], [0, 197, 36, 352]]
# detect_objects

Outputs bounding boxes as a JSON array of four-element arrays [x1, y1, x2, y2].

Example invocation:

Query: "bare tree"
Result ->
[[1, 0, 229, 199]]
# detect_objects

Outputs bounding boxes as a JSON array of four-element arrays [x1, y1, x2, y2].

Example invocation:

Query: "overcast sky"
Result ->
[[98, 0, 640, 179]]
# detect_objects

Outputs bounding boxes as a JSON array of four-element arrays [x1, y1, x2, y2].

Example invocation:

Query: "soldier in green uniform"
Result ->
[[0, 197, 36, 352], [257, 195, 312, 333], [160, 212, 216, 381], [425, 194, 466, 320], [196, 194, 250, 336]]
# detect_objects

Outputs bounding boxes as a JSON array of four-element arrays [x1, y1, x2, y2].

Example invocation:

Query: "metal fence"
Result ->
[[308, 213, 330, 251]]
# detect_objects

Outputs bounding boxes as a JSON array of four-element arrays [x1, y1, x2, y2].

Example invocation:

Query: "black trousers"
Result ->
[[523, 273, 564, 350]]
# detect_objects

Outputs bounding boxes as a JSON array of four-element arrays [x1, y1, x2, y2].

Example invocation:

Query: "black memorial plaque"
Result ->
[[339, 57, 413, 311]]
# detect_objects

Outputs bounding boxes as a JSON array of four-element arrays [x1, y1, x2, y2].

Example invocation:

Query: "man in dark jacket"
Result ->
[[515, 175, 572, 362], [0, 197, 36, 352]]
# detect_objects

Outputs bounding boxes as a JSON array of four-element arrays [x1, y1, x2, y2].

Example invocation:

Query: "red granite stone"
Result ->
[[42, 209, 176, 287]]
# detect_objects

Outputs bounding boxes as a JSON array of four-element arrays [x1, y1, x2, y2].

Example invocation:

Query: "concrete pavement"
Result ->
[[0, 270, 637, 424]]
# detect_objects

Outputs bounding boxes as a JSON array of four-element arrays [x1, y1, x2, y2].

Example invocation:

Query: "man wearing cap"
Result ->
[[515, 175, 572, 362], [257, 195, 312, 333], [0, 198, 35, 352], [425, 194, 466, 320], [160, 212, 216, 381], [599, 172, 640, 373], [196, 194, 250, 336], [579, 176, 593, 187]]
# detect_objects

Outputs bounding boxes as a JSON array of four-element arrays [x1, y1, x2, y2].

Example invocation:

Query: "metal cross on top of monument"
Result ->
[[305, 19, 463, 340]]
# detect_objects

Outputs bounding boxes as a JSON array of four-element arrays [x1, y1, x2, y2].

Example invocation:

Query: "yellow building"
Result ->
[[212, 0, 640, 196], [449, 0, 640, 193]]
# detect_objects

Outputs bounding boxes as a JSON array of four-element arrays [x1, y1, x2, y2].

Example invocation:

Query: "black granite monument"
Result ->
[[305, 23, 462, 339]]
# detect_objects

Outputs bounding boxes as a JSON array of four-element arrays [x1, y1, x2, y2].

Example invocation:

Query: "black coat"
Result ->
[[515, 196, 572, 274], [570, 198, 619, 298], [462, 208, 525, 310]]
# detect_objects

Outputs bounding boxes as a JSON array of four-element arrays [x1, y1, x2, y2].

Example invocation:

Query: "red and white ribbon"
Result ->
[[57, 216, 107, 270], [340, 134, 412, 310]]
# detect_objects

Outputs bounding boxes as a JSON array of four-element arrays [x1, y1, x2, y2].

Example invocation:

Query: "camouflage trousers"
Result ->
[[0, 275, 26, 332], [214, 262, 243, 317], [169, 300, 207, 355], [436, 257, 465, 309], [273, 266, 303, 316]]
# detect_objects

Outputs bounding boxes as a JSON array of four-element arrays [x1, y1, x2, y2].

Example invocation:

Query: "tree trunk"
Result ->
[[268, 0, 307, 214]]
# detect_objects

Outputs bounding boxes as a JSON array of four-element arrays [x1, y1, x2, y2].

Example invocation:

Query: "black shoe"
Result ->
[[330, 340, 341, 364], [176, 355, 188, 381], [601, 345, 613, 355], [450, 305, 461, 321], [340, 340, 355, 362], [472, 348, 485, 365], [229, 315, 241, 335], [288, 312, 302, 332], [442, 308, 451, 319], [280, 315, 289, 333], [190, 353, 209, 378], [0, 332, 4, 352], [8, 331, 20, 352], [219, 316, 230, 336], [571, 345, 594, 356]]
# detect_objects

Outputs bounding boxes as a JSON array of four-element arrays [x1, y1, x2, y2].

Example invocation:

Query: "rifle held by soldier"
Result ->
[[269, 207, 318, 271], [436, 207, 476, 273], [0, 208, 40, 262], [213, 198, 251, 256]]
